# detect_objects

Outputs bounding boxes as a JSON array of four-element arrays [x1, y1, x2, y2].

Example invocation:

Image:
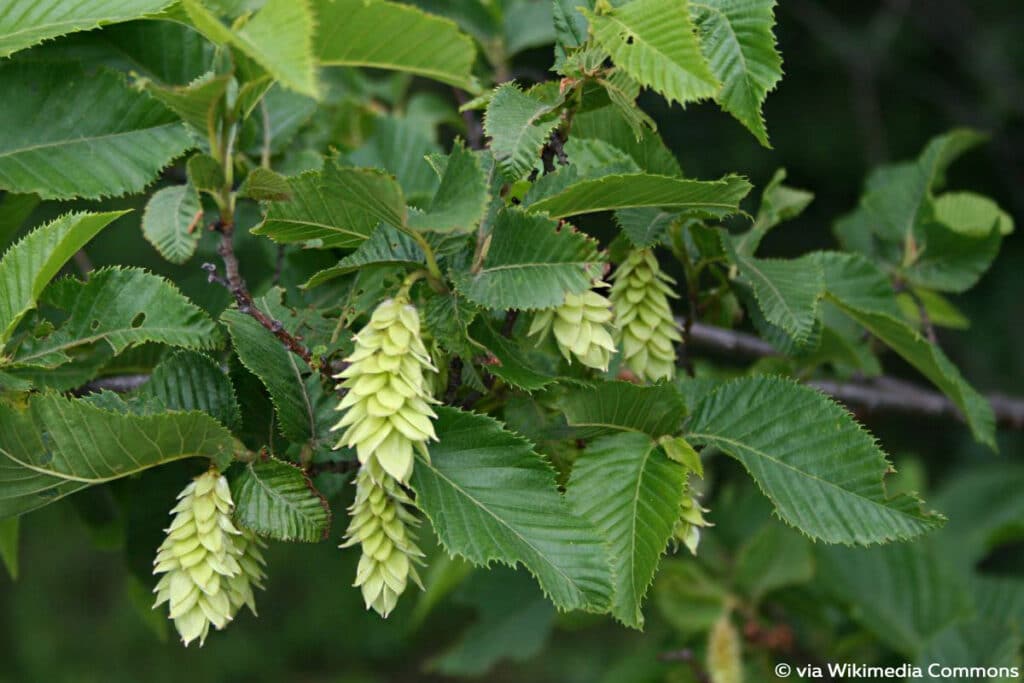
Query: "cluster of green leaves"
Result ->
[[0, 0, 1018, 676]]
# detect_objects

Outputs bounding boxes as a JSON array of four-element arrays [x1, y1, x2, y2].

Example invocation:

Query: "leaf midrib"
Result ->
[[0, 123, 182, 158]]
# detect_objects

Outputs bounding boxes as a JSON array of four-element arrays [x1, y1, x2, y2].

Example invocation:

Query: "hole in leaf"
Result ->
[[130, 312, 146, 328], [625, 34, 635, 45], [90, 320, 100, 331]]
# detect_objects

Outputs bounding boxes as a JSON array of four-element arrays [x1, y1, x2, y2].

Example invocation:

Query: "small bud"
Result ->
[[153, 468, 266, 646], [673, 490, 711, 555], [341, 459, 424, 617], [611, 249, 682, 382], [529, 283, 616, 371]]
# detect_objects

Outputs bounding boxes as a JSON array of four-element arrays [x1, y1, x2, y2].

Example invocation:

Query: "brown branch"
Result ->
[[685, 320, 1024, 431], [501, 309, 519, 337], [68, 316, 1024, 432], [205, 221, 333, 382]]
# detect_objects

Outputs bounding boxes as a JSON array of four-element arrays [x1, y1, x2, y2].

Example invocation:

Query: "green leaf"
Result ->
[[230, 456, 331, 542], [860, 128, 987, 243], [815, 251, 901, 317], [222, 308, 324, 443], [452, 209, 604, 310], [0, 0, 175, 58], [932, 466, 1024, 575], [818, 252, 996, 447], [686, 376, 944, 544], [144, 72, 230, 134], [654, 559, 728, 635], [817, 544, 971, 658], [315, 0, 480, 91], [139, 350, 242, 431], [421, 290, 486, 391], [556, 380, 685, 438], [471, 320, 556, 391], [0, 516, 17, 579], [503, 0, 556, 56], [186, 153, 226, 196], [0, 63, 192, 200], [932, 191, 1014, 236], [736, 168, 813, 255], [615, 208, 676, 248], [525, 173, 751, 220], [733, 522, 813, 601], [553, 0, 590, 52], [430, 567, 555, 676], [237, 167, 292, 202], [142, 184, 203, 265], [0, 211, 126, 345], [408, 142, 489, 233], [252, 165, 403, 247], [725, 243, 824, 344], [0, 392, 236, 519], [572, 106, 681, 176], [0, 192, 39, 251], [917, 621, 1022, 676], [301, 224, 426, 288], [183, 0, 318, 97], [598, 70, 658, 140], [585, 0, 720, 107], [566, 432, 686, 627], [484, 83, 561, 181], [905, 218, 1001, 293], [692, 0, 782, 146], [411, 407, 614, 612], [13, 268, 222, 368], [348, 115, 440, 203], [232, 0, 319, 97]]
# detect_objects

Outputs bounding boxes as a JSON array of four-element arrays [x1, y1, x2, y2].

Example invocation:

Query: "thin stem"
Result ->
[[259, 99, 272, 169], [669, 222, 698, 377], [401, 227, 447, 292]]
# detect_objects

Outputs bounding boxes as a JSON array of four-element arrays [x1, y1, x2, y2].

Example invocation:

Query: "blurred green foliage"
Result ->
[[1, 1, 1022, 681]]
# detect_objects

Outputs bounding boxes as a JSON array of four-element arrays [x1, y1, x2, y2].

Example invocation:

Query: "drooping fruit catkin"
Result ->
[[340, 458, 424, 617], [528, 284, 616, 371], [331, 297, 439, 483], [152, 468, 265, 646], [333, 296, 437, 616], [611, 249, 682, 381]]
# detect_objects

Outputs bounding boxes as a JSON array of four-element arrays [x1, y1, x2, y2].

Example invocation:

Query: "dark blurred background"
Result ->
[[1, 1, 1022, 681]]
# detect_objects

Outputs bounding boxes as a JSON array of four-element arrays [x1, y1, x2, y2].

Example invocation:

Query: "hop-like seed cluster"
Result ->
[[153, 469, 266, 646], [673, 492, 710, 555], [611, 249, 682, 381], [332, 297, 438, 483], [341, 458, 424, 617], [529, 284, 616, 371], [333, 296, 438, 617]]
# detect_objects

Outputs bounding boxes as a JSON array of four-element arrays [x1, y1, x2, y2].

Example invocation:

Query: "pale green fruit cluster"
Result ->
[[332, 297, 438, 483], [611, 249, 682, 381], [226, 529, 267, 616], [673, 492, 710, 555], [341, 458, 424, 617], [153, 469, 266, 646], [529, 284, 616, 371]]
